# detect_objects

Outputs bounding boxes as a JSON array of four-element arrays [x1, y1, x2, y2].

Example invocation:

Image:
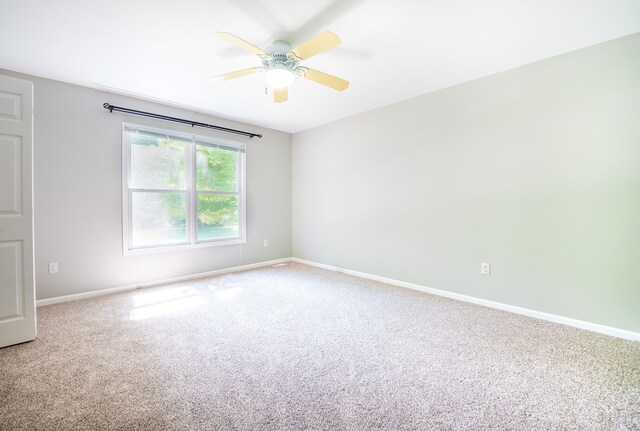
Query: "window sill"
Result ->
[[124, 238, 246, 256]]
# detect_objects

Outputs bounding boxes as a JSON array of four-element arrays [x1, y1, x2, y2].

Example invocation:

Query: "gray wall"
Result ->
[[292, 34, 640, 333], [0, 70, 292, 300]]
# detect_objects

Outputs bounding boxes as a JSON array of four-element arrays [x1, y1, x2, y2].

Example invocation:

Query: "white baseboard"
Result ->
[[36, 258, 291, 307], [37, 255, 639, 342], [290, 257, 640, 342]]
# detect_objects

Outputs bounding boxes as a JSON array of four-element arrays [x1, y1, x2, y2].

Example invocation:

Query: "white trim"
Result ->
[[36, 255, 640, 341], [121, 122, 247, 255], [36, 258, 290, 307], [239, 149, 247, 244], [122, 125, 131, 256], [124, 237, 246, 255], [290, 258, 640, 342]]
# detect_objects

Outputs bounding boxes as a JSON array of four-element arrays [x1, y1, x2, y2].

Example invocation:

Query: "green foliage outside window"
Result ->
[[196, 145, 239, 233]]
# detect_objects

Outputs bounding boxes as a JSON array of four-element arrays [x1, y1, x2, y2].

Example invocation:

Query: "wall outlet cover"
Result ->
[[481, 263, 491, 275]]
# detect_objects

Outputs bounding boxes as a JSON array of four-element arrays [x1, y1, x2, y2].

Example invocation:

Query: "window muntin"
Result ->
[[123, 123, 246, 254]]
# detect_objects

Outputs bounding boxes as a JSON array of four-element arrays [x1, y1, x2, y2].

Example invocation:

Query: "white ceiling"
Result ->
[[1, 0, 639, 133]]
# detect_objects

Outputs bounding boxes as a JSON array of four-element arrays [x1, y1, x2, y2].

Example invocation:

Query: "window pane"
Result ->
[[132, 192, 187, 247], [197, 194, 239, 240], [196, 145, 238, 192], [130, 134, 185, 189]]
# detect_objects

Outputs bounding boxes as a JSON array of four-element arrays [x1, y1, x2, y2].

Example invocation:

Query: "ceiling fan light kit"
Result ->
[[263, 67, 296, 88], [213, 31, 349, 103]]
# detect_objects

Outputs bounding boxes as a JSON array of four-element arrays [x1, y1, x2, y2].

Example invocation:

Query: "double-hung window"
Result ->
[[122, 123, 246, 254]]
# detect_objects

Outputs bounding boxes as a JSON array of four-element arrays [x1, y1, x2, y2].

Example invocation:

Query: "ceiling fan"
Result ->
[[212, 31, 349, 103]]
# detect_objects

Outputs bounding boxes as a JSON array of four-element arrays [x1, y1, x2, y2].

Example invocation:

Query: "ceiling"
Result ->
[[1, 0, 639, 133]]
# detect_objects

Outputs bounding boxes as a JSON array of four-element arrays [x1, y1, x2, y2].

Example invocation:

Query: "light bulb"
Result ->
[[264, 67, 295, 88]]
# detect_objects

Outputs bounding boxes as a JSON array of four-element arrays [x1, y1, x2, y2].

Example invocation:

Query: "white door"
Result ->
[[0, 75, 35, 348]]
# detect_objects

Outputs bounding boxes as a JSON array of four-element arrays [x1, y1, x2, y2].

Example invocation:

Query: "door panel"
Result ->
[[0, 90, 23, 121], [0, 241, 22, 321], [0, 134, 22, 214], [0, 75, 35, 348]]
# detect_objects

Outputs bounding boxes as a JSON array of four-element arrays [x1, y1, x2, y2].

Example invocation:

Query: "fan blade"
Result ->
[[303, 68, 349, 91], [274, 87, 288, 103], [217, 32, 266, 56], [211, 67, 263, 82], [290, 31, 341, 60]]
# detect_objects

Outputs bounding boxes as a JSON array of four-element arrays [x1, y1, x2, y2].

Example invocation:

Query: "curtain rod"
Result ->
[[103, 103, 262, 139]]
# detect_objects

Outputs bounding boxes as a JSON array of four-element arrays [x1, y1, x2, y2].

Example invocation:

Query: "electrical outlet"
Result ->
[[481, 263, 490, 275], [264, 240, 269, 247], [48, 262, 58, 274]]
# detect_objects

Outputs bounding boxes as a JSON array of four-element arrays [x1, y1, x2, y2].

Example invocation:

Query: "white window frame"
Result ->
[[122, 123, 246, 255]]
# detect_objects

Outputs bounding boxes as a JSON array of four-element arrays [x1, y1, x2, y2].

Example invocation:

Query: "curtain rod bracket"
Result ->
[[103, 103, 262, 139]]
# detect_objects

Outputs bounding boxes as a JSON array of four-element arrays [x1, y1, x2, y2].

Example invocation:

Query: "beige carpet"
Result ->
[[1, 262, 639, 430]]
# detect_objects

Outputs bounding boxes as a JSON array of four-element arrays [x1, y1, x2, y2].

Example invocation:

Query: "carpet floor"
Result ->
[[1, 262, 639, 430]]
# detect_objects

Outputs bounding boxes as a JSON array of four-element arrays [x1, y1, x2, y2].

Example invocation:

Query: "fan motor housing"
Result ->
[[261, 41, 304, 77]]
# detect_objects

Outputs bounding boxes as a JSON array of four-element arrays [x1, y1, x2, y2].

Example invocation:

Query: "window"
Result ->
[[122, 123, 246, 254]]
